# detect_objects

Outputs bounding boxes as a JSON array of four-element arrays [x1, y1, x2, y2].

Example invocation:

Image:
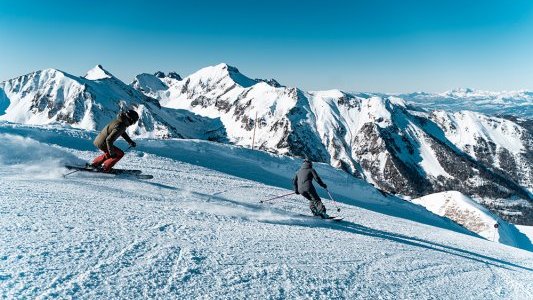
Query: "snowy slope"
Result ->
[[0, 122, 468, 231], [516, 225, 533, 244], [1, 124, 533, 299], [412, 191, 532, 250], [0, 65, 226, 140], [400, 88, 533, 119]]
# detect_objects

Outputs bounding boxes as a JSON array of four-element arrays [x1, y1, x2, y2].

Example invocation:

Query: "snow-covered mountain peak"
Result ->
[[364, 96, 393, 124], [430, 109, 527, 155], [154, 71, 182, 81], [442, 87, 476, 97], [0, 67, 227, 140], [255, 78, 284, 88], [32, 69, 73, 85], [131, 73, 169, 95], [167, 71, 182, 80], [84, 64, 113, 80], [8, 68, 81, 86], [190, 63, 257, 88], [387, 95, 407, 107], [38, 68, 66, 77], [0, 68, 88, 126], [310, 89, 345, 98]]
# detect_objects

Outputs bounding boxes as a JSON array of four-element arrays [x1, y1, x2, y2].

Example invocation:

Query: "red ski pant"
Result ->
[[92, 146, 124, 171]]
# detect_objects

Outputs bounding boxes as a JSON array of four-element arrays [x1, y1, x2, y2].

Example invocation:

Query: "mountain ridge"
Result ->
[[0, 66, 226, 141]]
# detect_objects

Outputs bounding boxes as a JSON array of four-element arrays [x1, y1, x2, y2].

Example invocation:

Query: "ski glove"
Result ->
[[322, 184, 328, 189], [129, 141, 137, 148]]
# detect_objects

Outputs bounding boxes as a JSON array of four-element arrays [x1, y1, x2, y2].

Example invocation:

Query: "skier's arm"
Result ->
[[293, 174, 299, 194], [312, 169, 327, 189], [121, 132, 134, 145]]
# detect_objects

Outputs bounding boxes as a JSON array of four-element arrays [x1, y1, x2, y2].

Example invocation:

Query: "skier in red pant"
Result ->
[[89, 110, 139, 172]]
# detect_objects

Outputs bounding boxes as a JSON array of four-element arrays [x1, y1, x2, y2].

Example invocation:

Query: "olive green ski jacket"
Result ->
[[93, 113, 134, 152]]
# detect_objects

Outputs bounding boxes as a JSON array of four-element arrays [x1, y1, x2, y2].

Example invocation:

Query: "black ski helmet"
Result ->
[[126, 109, 139, 123]]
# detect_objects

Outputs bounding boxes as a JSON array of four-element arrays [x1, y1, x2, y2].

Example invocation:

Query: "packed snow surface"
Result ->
[[1, 123, 532, 299]]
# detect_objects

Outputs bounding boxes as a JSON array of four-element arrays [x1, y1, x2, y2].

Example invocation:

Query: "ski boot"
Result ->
[[85, 163, 103, 172], [319, 212, 330, 219]]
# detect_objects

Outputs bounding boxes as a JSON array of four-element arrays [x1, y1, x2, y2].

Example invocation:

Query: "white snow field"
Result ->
[[1, 123, 533, 299]]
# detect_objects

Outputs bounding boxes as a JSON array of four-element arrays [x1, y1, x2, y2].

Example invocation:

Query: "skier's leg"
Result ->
[[302, 192, 319, 215], [103, 147, 125, 171], [310, 202, 320, 216], [91, 151, 108, 167], [309, 190, 327, 217]]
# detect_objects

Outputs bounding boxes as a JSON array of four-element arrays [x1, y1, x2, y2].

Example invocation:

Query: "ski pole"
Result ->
[[260, 192, 295, 203], [63, 169, 80, 178], [326, 189, 341, 212]]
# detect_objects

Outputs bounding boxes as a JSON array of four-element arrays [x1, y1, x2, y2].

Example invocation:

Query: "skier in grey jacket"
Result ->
[[293, 159, 329, 218]]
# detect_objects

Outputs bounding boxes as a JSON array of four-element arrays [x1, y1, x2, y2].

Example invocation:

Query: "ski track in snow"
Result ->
[[1, 137, 533, 299]]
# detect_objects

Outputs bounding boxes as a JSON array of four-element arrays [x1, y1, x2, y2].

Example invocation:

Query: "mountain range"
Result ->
[[1, 63, 531, 224], [399, 88, 533, 119]]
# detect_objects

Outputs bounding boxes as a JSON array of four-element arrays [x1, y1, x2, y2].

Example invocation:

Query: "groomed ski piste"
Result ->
[[1, 122, 532, 299]]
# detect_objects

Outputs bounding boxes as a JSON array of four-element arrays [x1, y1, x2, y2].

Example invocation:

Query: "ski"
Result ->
[[64, 165, 151, 179], [65, 165, 142, 174], [326, 216, 343, 221], [298, 214, 343, 222], [130, 174, 154, 180], [321, 216, 344, 222], [109, 169, 143, 175]]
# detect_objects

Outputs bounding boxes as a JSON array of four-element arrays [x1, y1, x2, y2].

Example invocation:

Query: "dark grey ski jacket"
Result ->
[[293, 161, 327, 194]]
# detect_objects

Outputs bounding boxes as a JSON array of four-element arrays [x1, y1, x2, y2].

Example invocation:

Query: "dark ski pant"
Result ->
[[301, 190, 326, 216], [92, 146, 124, 171]]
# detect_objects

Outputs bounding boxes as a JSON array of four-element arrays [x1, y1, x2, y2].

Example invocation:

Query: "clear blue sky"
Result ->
[[1, 0, 533, 92]]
